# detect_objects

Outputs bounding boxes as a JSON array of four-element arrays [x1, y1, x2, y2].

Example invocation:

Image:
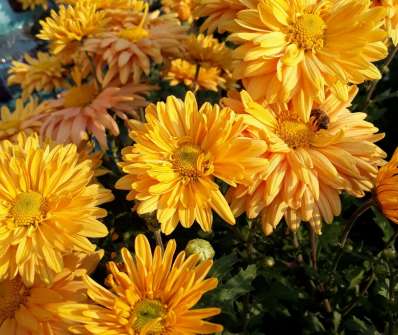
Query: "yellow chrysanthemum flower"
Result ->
[[0, 134, 113, 286], [0, 251, 103, 334], [0, 99, 42, 141], [375, 148, 398, 223], [162, 0, 195, 22], [116, 92, 267, 234], [84, 7, 187, 85], [58, 234, 223, 334], [225, 88, 385, 235], [8, 52, 67, 98], [229, 0, 388, 111], [165, 58, 226, 91], [37, 1, 108, 55], [185, 33, 233, 71], [16, 0, 48, 10]]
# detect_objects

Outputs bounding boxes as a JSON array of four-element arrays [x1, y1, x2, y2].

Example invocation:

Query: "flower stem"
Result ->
[[154, 229, 164, 253], [339, 198, 374, 248], [360, 44, 398, 113]]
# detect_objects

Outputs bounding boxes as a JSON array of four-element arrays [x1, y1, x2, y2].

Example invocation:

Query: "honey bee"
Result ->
[[310, 109, 330, 130]]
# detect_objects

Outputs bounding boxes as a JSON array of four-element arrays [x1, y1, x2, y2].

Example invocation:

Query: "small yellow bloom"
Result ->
[[57, 234, 223, 334], [16, 0, 48, 10], [37, 1, 108, 55], [0, 134, 113, 286], [116, 92, 268, 234], [0, 99, 43, 142], [8, 52, 67, 98], [162, 0, 195, 22], [375, 148, 398, 223], [0, 251, 103, 334]]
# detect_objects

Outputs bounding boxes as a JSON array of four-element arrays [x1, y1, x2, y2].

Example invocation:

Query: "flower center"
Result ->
[[10, 192, 47, 227], [118, 27, 149, 42], [171, 143, 212, 179], [0, 278, 29, 325], [63, 83, 98, 108], [277, 119, 313, 148], [289, 13, 326, 50], [132, 299, 166, 334], [118, 4, 149, 43]]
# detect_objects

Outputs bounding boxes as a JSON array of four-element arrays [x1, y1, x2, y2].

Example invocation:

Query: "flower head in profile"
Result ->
[[0, 99, 43, 141], [0, 134, 113, 285], [37, 1, 108, 55], [0, 251, 102, 334], [225, 88, 385, 235], [375, 148, 398, 223], [229, 0, 387, 109], [165, 58, 226, 91], [116, 92, 267, 234], [84, 7, 187, 85], [8, 52, 67, 98], [194, 0, 248, 33], [58, 234, 223, 334], [16, 0, 49, 10], [162, 0, 195, 22]]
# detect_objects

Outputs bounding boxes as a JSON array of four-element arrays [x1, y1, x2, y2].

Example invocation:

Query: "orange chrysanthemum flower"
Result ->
[[33, 82, 134, 149], [116, 92, 267, 234], [229, 0, 387, 109], [165, 58, 226, 91], [84, 7, 187, 85], [0, 251, 102, 334], [374, 0, 398, 45], [225, 88, 385, 235], [375, 148, 398, 223], [8, 52, 67, 98], [195, 0, 249, 33], [58, 234, 223, 334], [0, 134, 113, 285], [0, 99, 43, 141], [37, 1, 108, 55]]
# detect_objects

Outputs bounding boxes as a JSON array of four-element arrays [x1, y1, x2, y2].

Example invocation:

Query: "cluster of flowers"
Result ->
[[2, 0, 398, 333]]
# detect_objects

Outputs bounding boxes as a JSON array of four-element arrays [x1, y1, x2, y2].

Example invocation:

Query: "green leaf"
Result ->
[[373, 207, 394, 243], [209, 252, 238, 281]]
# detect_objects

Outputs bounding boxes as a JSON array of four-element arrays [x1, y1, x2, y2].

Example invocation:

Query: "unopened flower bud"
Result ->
[[185, 239, 215, 261]]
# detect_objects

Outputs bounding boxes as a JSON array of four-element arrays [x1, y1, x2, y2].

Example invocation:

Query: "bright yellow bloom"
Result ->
[[58, 234, 223, 334], [225, 88, 385, 235], [116, 92, 267, 234], [375, 148, 398, 223], [229, 0, 388, 110], [84, 7, 187, 85], [0, 251, 102, 334], [0, 99, 42, 141], [0, 134, 113, 286], [165, 58, 226, 91], [8, 52, 67, 98], [185, 33, 233, 71], [37, 1, 108, 55], [162, 0, 195, 22], [16, 0, 48, 10]]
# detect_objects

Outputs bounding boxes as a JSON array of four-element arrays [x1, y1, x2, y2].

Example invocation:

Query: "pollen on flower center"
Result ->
[[63, 84, 98, 108], [0, 278, 29, 325], [289, 13, 326, 50], [132, 299, 166, 333], [172, 144, 204, 178], [10, 191, 47, 227], [277, 120, 313, 148], [118, 27, 149, 42]]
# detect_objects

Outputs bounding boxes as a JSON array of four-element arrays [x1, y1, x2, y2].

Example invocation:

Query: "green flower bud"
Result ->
[[185, 239, 215, 261], [262, 256, 275, 268]]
